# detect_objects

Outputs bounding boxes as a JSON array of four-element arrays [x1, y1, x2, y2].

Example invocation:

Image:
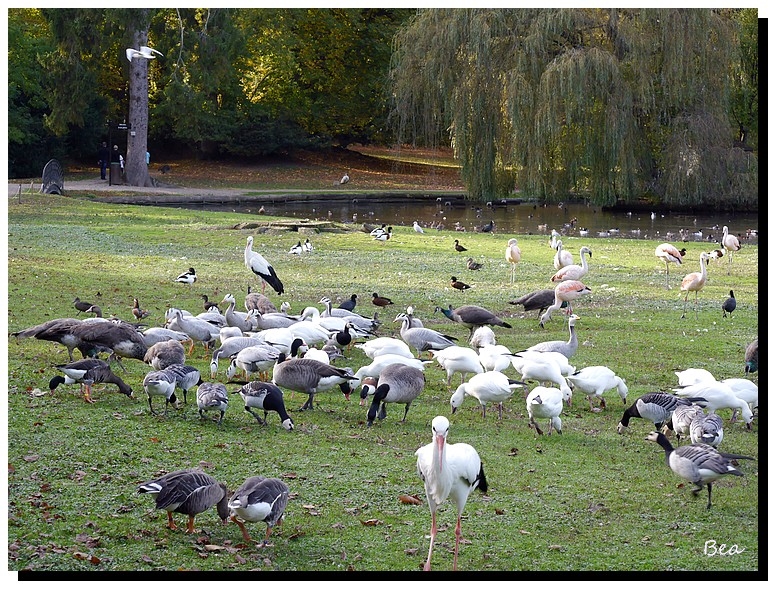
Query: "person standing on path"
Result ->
[[98, 142, 110, 180]]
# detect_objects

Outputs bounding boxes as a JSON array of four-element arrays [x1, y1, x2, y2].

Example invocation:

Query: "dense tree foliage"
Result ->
[[389, 8, 759, 207]]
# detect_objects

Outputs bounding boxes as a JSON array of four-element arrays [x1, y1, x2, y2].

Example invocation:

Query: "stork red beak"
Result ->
[[435, 434, 445, 473]]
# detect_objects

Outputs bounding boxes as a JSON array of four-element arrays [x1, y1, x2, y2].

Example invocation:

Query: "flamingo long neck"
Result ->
[[698, 254, 708, 281], [580, 250, 589, 272]]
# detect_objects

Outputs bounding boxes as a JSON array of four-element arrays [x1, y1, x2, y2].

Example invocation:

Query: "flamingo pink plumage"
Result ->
[[680, 252, 711, 318], [655, 243, 686, 289], [539, 280, 592, 327], [505, 238, 521, 284], [551, 246, 592, 282], [721, 226, 740, 275]]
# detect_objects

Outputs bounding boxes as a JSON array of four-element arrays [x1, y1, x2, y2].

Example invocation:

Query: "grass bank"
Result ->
[[6, 192, 759, 575]]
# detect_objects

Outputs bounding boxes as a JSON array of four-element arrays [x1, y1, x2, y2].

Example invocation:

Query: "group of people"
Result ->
[[97, 142, 151, 181]]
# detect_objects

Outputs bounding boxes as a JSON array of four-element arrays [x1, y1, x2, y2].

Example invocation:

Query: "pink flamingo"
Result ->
[[721, 226, 741, 275], [680, 252, 711, 318], [654, 243, 686, 289], [539, 280, 592, 327], [505, 238, 521, 283]]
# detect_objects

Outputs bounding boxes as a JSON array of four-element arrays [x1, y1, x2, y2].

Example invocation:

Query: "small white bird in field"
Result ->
[[413, 221, 425, 234], [340, 173, 350, 185]]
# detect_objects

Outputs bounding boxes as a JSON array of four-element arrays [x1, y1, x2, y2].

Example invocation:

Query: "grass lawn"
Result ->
[[5, 184, 760, 577]]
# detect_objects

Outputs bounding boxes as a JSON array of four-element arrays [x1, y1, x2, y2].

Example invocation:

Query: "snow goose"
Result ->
[[416, 415, 487, 571], [526, 385, 570, 435], [302, 347, 331, 364], [353, 353, 429, 382], [469, 325, 496, 350], [527, 314, 580, 358], [644, 431, 753, 509], [673, 381, 754, 429], [143, 339, 185, 370], [234, 381, 294, 430], [511, 355, 572, 402], [229, 476, 289, 547], [430, 345, 484, 386], [256, 329, 310, 356], [721, 378, 758, 419], [507, 350, 575, 378], [286, 317, 333, 347], [365, 363, 426, 426], [196, 382, 229, 424], [565, 365, 628, 412], [477, 344, 512, 373], [354, 337, 414, 360], [138, 469, 230, 533], [689, 412, 724, 447], [437, 304, 512, 338], [245, 236, 284, 295], [395, 314, 457, 357], [617, 393, 706, 434], [49, 358, 133, 403], [675, 368, 716, 386], [450, 370, 525, 420], [272, 354, 357, 410], [550, 246, 592, 282]]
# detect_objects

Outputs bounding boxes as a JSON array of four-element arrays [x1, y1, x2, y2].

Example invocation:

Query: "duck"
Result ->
[[526, 385, 571, 435], [453, 239, 467, 252], [508, 289, 567, 319], [302, 238, 313, 253], [369, 224, 387, 237], [526, 314, 580, 358], [245, 285, 278, 314], [644, 431, 753, 509], [195, 382, 229, 424], [175, 267, 197, 285], [354, 336, 414, 360], [352, 353, 429, 382], [288, 240, 304, 255], [306, 303, 376, 336], [142, 369, 180, 416], [230, 345, 280, 381], [550, 247, 592, 282], [565, 365, 628, 412], [450, 370, 525, 420], [233, 381, 294, 430], [466, 258, 483, 271], [373, 226, 392, 242], [49, 358, 133, 403], [137, 469, 230, 532], [469, 325, 496, 350], [132, 297, 151, 321], [395, 313, 457, 357], [371, 292, 394, 307], [450, 276, 471, 291], [689, 412, 724, 447], [430, 345, 484, 387], [229, 476, 290, 547], [143, 339, 186, 370], [722, 290, 736, 318], [617, 393, 707, 434], [245, 236, 284, 295], [201, 294, 221, 313], [553, 240, 573, 270], [364, 363, 426, 426], [744, 337, 758, 375], [437, 304, 512, 338], [271, 353, 357, 411], [73, 296, 94, 314]]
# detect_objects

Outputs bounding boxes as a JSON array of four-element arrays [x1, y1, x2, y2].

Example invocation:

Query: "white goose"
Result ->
[[526, 385, 571, 435], [354, 337, 414, 360], [352, 353, 429, 383], [477, 343, 512, 373], [450, 370, 525, 420], [673, 381, 754, 429], [430, 345, 484, 387], [469, 325, 496, 349], [565, 365, 628, 412]]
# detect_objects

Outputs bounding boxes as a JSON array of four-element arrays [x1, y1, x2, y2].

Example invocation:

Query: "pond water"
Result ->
[[180, 196, 759, 245]]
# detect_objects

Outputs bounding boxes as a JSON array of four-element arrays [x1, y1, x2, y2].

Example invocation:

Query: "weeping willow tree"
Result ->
[[390, 8, 757, 208]]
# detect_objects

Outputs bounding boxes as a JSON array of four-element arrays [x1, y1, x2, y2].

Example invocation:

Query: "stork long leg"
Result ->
[[452, 513, 463, 571], [424, 509, 437, 571]]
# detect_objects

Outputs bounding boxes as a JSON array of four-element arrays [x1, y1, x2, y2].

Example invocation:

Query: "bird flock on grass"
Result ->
[[10, 221, 757, 570]]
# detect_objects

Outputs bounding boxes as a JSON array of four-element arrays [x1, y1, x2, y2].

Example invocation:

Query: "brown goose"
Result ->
[[48, 358, 133, 403], [138, 469, 230, 533], [229, 476, 290, 546], [70, 320, 148, 368], [12, 318, 92, 361]]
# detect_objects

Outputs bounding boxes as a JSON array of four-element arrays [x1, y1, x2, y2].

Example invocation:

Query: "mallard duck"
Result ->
[[234, 381, 294, 430], [49, 358, 133, 403], [229, 476, 290, 546], [245, 236, 284, 295], [196, 382, 229, 424], [176, 267, 197, 285], [138, 469, 230, 532], [201, 294, 221, 313]]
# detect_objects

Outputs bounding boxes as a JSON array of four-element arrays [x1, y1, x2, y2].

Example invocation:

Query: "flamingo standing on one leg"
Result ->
[[680, 252, 711, 319], [654, 243, 687, 289], [721, 226, 740, 275], [539, 280, 592, 327], [505, 238, 521, 284], [415, 415, 487, 571]]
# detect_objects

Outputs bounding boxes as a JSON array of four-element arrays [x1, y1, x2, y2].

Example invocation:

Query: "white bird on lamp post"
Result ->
[[126, 46, 163, 62]]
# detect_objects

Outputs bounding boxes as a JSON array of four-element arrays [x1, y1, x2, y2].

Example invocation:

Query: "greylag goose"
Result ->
[[196, 382, 229, 424], [271, 354, 357, 411], [395, 313, 457, 358], [229, 476, 290, 547], [138, 469, 230, 532], [245, 236, 284, 295], [364, 363, 425, 426], [645, 431, 753, 509], [143, 339, 186, 370], [49, 358, 133, 403], [234, 381, 294, 430]]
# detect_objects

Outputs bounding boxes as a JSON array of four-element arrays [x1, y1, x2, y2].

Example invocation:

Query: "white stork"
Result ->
[[244, 236, 284, 295], [415, 415, 488, 571]]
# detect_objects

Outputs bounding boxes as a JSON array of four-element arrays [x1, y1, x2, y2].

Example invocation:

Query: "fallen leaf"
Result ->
[[404, 548, 419, 555], [23, 454, 39, 462], [399, 494, 422, 505], [519, 530, 531, 535], [204, 544, 225, 551], [141, 555, 154, 563], [665, 542, 675, 547], [549, 545, 563, 551], [360, 519, 382, 526]]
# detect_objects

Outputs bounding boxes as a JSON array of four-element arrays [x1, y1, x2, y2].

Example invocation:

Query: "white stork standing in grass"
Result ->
[[245, 236, 284, 295], [721, 226, 741, 275], [415, 415, 488, 571], [655, 243, 687, 289]]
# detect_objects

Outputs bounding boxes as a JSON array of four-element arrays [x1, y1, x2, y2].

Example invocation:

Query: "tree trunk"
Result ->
[[126, 28, 153, 187]]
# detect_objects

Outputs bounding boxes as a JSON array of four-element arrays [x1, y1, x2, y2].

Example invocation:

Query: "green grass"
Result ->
[[6, 192, 760, 575]]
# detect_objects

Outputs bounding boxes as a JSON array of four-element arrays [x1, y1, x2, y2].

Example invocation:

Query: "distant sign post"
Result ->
[[107, 121, 130, 186]]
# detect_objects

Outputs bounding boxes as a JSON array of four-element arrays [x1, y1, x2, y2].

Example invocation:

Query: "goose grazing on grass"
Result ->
[[211, 337, 286, 378], [721, 225, 741, 274], [143, 340, 186, 370], [12, 318, 90, 361], [140, 327, 192, 348], [365, 363, 426, 426], [666, 403, 706, 443], [395, 314, 457, 358], [138, 469, 230, 533], [654, 243, 686, 289], [553, 240, 573, 270], [469, 325, 496, 350], [673, 381, 754, 429], [416, 415, 487, 571], [450, 371, 525, 420], [539, 281, 591, 327], [71, 320, 148, 368], [164, 364, 203, 405], [505, 238, 521, 284], [175, 267, 197, 285], [245, 236, 284, 295], [437, 304, 512, 338], [513, 356, 572, 403], [617, 393, 707, 434], [354, 336, 414, 360], [527, 313, 579, 359], [744, 337, 758, 375], [142, 369, 180, 416], [509, 289, 567, 319], [477, 344, 512, 373], [644, 431, 753, 509], [506, 349, 575, 378], [526, 385, 571, 435], [49, 358, 133, 403], [430, 346, 484, 387], [675, 367, 716, 386], [166, 308, 219, 355], [689, 412, 724, 447], [272, 354, 357, 411], [565, 365, 628, 412], [230, 345, 280, 381], [721, 378, 758, 420], [551, 246, 592, 282], [234, 381, 294, 430], [680, 252, 711, 319], [229, 476, 290, 547], [196, 382, 229, 424], [245, 286, 278, 314]]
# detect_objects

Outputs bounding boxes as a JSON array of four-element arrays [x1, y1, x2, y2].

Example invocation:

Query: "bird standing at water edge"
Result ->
[[416, 415, 488, 571], [245, 236, 284, 295]]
